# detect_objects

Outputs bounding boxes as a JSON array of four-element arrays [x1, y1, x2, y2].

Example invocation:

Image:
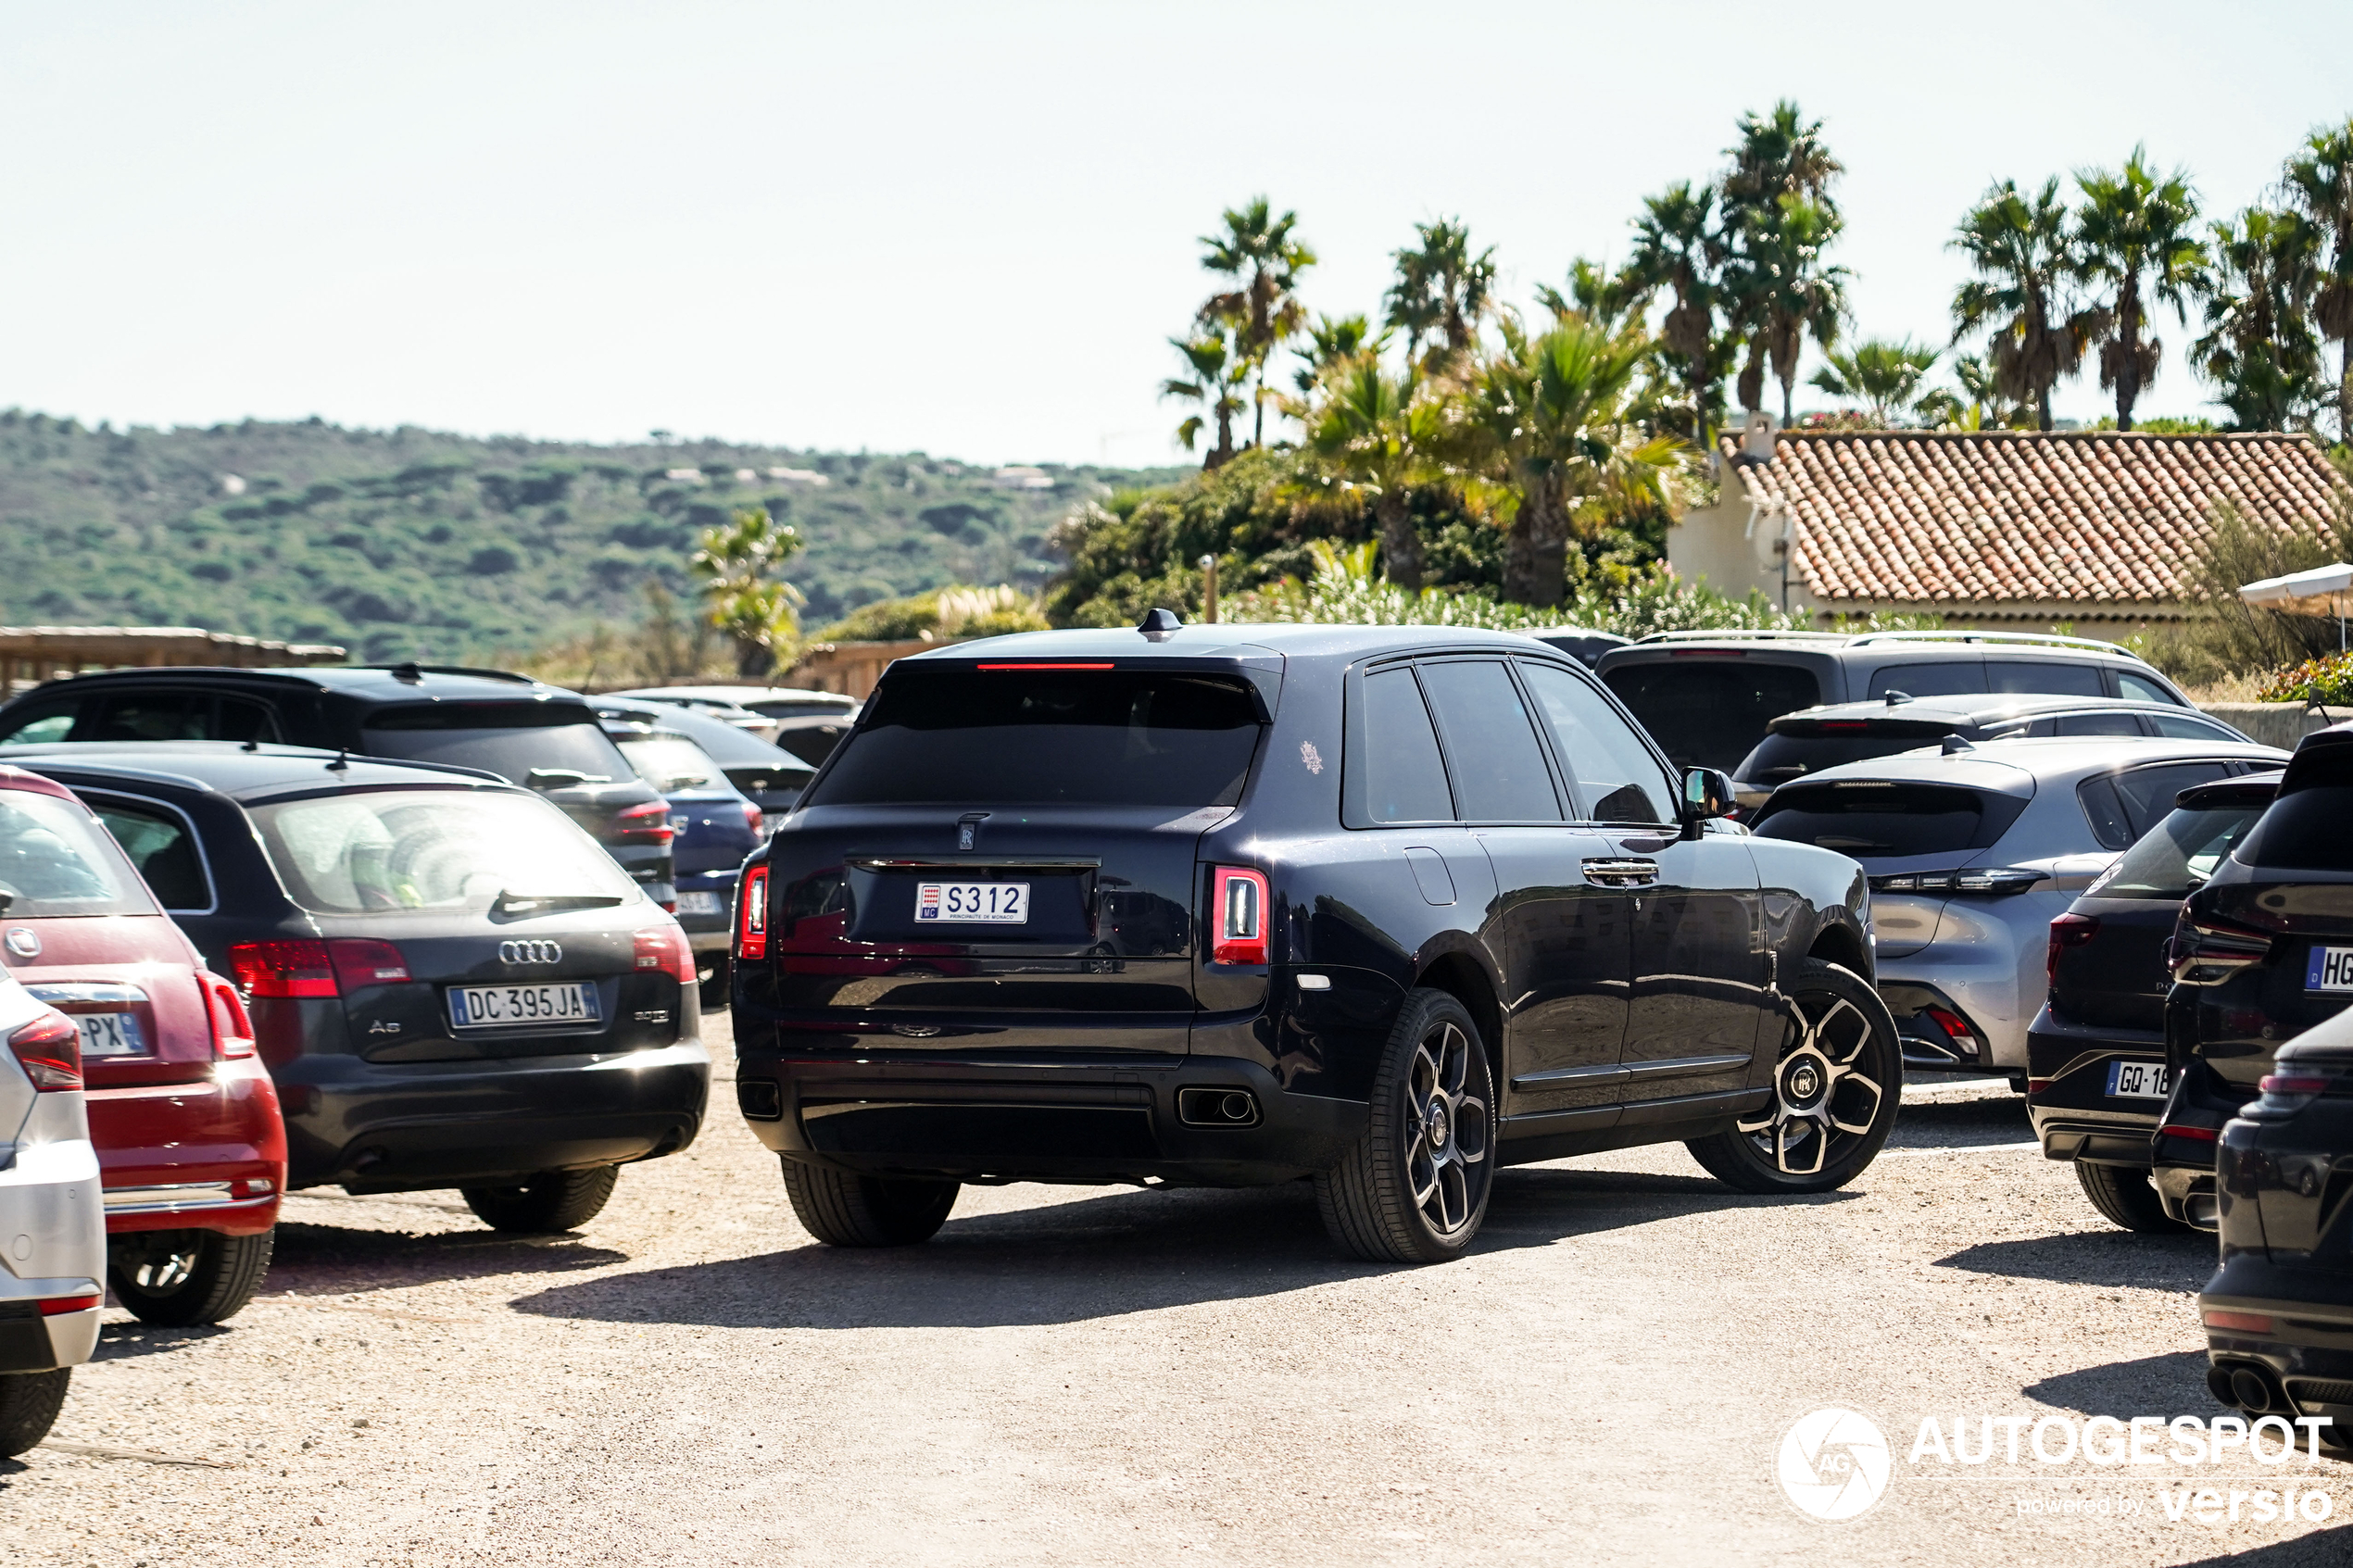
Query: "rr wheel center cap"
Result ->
[[1783, 1060, 1824, 1106], [1426, 1100, 1451, 1148]]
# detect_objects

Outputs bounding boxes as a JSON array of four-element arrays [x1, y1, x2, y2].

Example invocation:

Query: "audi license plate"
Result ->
[[914, 881, 1029, 924], [674, 890, 724, 916], [447, 982, 600, 1029], [74, 1011, 145, 1057], [2107, 1060, 2170, 1099], [2308, 946, 2353, 992]]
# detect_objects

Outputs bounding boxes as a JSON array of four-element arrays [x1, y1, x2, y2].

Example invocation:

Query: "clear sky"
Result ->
[[3, 1, 2345, 468]]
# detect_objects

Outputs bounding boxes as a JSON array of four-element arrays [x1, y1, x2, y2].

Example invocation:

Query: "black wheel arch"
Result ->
[[1412, 947, 1504, 1085]]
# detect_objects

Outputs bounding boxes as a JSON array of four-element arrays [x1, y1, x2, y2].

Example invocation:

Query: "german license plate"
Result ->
[[675, 890, 724, 916], [447, 982, 600, 1029], [2107, 1060, 2170, 1099], [914, 881, 1029, 924], [74, 1011, 146, 1057], [2307, 946, 2353, 992]]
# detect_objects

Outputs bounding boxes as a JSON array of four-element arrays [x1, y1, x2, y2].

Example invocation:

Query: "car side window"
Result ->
[[1416, 660, 1561, 822], [216, 697, 277, 743], [89, 798, 213, 912], [1988, 659, 2106, 696], [1358, 668, 1454, 823], [0, 702, 79, 745], [92, 691, 209, 742], [2115, 671, 2175, 704], [1867, 660, 1984, 699], [2055, 711, 2145, 736], [2078, 760, 2233, 850], [2146, 712, 2231, 740], [1517, 660, 1676, 825]]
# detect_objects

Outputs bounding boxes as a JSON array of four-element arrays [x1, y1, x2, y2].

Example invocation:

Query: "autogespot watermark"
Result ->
[[1777, 1407, 2342, 1528]]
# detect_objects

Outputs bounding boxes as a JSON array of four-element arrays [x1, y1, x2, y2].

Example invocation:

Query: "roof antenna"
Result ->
[[1941, 734, 1975, 756], [391, 660, 424, 684], [240, 735, 260, 752], [327, 748, 349, 771], [1137, 608, 1182, 642], [1884, 690, 1912, 707]]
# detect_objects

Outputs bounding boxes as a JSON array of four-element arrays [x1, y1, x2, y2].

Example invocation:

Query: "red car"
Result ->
[[0, 766, 285, 1325]]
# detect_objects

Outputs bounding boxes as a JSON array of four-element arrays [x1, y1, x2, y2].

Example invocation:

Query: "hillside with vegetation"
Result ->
[[0, 408, 1174, 663]]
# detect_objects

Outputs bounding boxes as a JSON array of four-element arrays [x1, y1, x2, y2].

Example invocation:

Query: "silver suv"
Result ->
[[1747, 737, 2286, 1080], [0, 976, 106, 1457]]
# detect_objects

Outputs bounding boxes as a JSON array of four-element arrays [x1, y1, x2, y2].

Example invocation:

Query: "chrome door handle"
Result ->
[[1581, 858, 1658, 887]]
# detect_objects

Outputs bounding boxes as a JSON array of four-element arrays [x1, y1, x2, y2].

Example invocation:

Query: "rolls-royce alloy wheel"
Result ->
[[1687, 960, 1900, 1194], [1317, 988, 1494, 1264]]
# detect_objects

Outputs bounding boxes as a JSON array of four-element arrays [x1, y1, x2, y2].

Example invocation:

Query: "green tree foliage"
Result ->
[[2196, 206, 2329, 431], [2075, 147, 2210, 431], [1625, 182, 1726, 441], [1806, 337, 1941, 426], [1302, 355, 1444, 590], [691, 506, 804, 677], [1384, 219, 1497, 373], [1719, 101, 1849, 420], [2143, 490, 2353, 687], [1949, 177, 2092, 431], [2284, 117, 2353, 441], [1195, 196, 1317, 452], [1163, 331, 1250, 468]]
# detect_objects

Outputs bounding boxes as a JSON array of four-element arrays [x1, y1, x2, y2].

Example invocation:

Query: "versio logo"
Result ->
[[498, 940, 563, 964], [1780, 1408, 1892, 1522]]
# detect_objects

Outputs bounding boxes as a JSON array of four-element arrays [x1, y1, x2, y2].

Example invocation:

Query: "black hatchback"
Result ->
[[730, 620, 1899, 1264], [0, 664, 677, 905], [4, 744, 710, 1232]]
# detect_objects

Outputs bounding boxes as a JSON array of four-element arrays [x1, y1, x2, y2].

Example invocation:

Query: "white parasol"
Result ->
[[2239, 563, 2353, 652]]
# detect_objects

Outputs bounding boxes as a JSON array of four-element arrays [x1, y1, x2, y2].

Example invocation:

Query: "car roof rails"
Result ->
[[1843, 629, 2157, 664], [354, 663, 540, 684], [1631, 628, 1854, 646]]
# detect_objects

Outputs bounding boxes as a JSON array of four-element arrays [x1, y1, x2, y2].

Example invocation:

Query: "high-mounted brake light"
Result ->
[[7, 1010, 82, 1091], [975, 662, 1115, 671], [736, 864, 770, 960], [197, 969, 257, 1060], [610, 798, 676, 846], [1211, 866, 1270, 966], [634, 923, 696, 985]]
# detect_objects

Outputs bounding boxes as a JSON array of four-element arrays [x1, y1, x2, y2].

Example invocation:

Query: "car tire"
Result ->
[[2075, 1160, 2187, 1233], [1315, 988, 1495, 1265], [459, 1166, 620, 1233], [781, 1160, 958, 1247], [698, 955, 732, 1011], [107, 1227, 275, 1327], [1686, 959, 1901, 1195], [0, 1369, 70, 1459]]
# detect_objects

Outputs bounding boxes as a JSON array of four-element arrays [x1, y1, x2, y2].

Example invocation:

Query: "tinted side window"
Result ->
[[0, 702, 80, 746], [1417, 661, 1560, 822], [2078, 761, 2232, 850], [2116, 671, 2177, 705], [91, 799, 213, 911], [93, 692, 209, 741], [1600, 660, 1820, 771], [1989, 660, 2106, 697], [2055, 711, 2145, 736], [1358, 669, 1454, 823], [1521, 661, 1675, 823], [1867, 661, 1984, 699], [217, 697, 277, 744], [2147, 712, 2233, 740]]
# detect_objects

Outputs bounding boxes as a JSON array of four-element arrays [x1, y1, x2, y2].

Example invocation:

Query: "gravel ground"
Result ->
[[5, 1027, 2344, 1566]]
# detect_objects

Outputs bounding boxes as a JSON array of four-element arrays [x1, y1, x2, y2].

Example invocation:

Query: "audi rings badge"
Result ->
[[498, 939, 563, 965]]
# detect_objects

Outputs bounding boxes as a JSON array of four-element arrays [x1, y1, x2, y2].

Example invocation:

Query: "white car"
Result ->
[[1748, 737, 2290, 1081], [0, 975, 106, 1458]]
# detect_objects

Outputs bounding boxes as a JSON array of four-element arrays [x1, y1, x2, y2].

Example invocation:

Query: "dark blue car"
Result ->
[[600, 715, 763, 1006]]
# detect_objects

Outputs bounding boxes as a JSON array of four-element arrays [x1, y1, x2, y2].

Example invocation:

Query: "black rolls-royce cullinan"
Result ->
[[728, 618, 1897, 1263]]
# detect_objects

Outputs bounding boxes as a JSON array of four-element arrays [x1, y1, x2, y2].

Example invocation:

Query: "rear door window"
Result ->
[[1417, 661, 1560, 822], [2077, 761, 2233, 850], [360, 702, 632, 787], [1600, 660, 1820, 772], [807, 668, 1264, 809], [2115, 671, 2178, 705], [1987, 659, 2107, 696], [92, 691, 211, 741], [2147, 712, 2233, 740], [0, 702, 80, 746], [2054, 711, 2146, 736], [1866, 660, 1985, 699], [1751, 782, 2028, 858], [1355, 669, 1455, 823], [87, 797, 213, 912], [1520, 661, 1676, 823]]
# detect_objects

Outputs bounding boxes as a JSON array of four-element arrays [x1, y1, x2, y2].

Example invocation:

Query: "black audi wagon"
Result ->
[[2, 743, 710, 1233], [729, 619, 1897, 1263]]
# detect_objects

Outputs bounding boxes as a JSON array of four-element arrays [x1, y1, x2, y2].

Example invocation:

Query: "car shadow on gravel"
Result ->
[[258, 1221, 629, 1297], [2169, 1525, 2353, 1564], [1933, 1229, 2215, 1292], [90, 1323, 233, 1362], [2022, 1350, 2222, 1419], [507, 1168, 1850, 1330]]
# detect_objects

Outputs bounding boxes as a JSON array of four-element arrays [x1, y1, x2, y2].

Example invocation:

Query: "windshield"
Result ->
[[2095, 803, 2267, 898], [618, 735, 724, 792], [1603, 661, 1821, 771], [0, 790, 153, 917], [1751, 782, 2028, 859], [247, 788, 640, 915], [1735, 726, 1948, 786], [359, 702, 630, 786], [808, 668, 1263, 808]]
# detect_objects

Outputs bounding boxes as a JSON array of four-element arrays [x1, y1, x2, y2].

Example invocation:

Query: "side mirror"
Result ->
[[1682, 767, 1737, 821]]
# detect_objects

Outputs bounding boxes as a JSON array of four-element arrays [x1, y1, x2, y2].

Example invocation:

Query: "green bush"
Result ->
[[2257, 651, 2353, 704]]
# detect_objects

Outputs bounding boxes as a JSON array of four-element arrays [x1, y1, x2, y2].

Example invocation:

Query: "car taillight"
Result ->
[[2170, 913, 2273, 985], [1210, 866, 1270, 966], [2203, 1309, 2273, 1334], [736, 864, 769, 960], [2047, 912, 2100, 985], [197, 969, 257, 1060], [1922, 1006, 1975, 1042], [611, 799, 676, 846], [741, 801, 765, 838], [7, 1010, 82, 1091], [229, 939, 409, 998], [38, 1294, 101, 1315], [2248, 1071, 2339, 1120], [634, 923, 695, 985]]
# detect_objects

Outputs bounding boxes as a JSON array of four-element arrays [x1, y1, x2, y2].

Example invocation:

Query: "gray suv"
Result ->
[[1597, 631, 2196, 774], [1747, 736, 2285, 1080]]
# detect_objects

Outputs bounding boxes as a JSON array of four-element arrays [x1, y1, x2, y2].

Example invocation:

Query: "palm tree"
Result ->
[[2074, 147, 2209, 431], [690, 507, 804, 677], [2284, 118, 2353, 440], [1808, 338, 1940, 425], [1722, 100, 1843, 227], [1291, 313, 1383, 395], [1384, 219, 1496, 372], [1625, 182, 1723, 441], [1466, 321, 1681, 607], [1304, 357, 1443, 591], [1949, 177, 2092, 432], [1537, 257, 1651, 333], [2195, 206, 2326, 430], [1725, 194, 1850, 422], [1196, 196, 1316, 449], [1163, 332, 1248, 468]]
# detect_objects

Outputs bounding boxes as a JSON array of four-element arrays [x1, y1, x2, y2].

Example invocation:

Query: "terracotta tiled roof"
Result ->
[[1724, 431, 2351, 609]]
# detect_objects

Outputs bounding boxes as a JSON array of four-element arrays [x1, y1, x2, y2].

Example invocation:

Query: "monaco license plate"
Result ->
[[447, 982, 600, 1029], [2308, 946, 2353, 992], [2107, 1060, 2170, 1099], [674, 890, 724, 916], [914, 881, 1029, 924], [74, 1011, 146, 1057]]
